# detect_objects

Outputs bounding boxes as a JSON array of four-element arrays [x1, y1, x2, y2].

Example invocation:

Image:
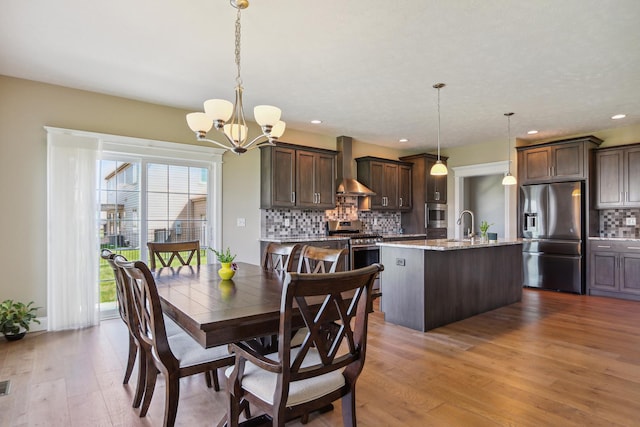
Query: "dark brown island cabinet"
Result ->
[[595, 143, 640, 208], [260, 143, 337, 210], [589, 240, 640, 301], [355, 156, 412, 211]]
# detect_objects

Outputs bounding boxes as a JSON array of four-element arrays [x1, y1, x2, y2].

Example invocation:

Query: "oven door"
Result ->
[[350, 244, 381, 297]]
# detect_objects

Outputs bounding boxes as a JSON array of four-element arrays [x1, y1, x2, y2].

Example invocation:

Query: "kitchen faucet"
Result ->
[[457, 210, 475, 239]]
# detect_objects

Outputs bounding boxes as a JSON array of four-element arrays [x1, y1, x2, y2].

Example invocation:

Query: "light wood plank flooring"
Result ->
[[1, 289, 639, 426]]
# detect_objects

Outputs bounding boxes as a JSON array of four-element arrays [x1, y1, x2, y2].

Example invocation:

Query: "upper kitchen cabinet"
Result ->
[[356, 157, 412, 211], [399, 153, 448, 204], [595, 143, 640, 208], [517, 136, 602, 184], [260, 143, 337, 210]]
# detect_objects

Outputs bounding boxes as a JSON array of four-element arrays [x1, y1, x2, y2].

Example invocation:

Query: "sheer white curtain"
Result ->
[[47, 130, 100, 330]]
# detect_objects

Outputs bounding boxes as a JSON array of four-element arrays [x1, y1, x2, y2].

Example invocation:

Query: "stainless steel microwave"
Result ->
[[426, 203, 447, 228]]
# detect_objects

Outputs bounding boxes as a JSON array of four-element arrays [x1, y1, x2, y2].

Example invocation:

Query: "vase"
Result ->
[[218, 262, 236, 280]]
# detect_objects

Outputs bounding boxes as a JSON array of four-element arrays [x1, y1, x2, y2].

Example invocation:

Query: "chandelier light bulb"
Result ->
[[254, 105, 282, 127]]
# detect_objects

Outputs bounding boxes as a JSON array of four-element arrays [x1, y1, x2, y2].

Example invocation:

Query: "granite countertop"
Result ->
[[381, 233, 427, 239], [588, 236, 640, 242], [377, 238, 523, 251], [260, 235, 350, 243]]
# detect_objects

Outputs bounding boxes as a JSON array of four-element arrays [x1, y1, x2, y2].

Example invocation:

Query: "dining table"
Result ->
[[154, 262, 292, 349]]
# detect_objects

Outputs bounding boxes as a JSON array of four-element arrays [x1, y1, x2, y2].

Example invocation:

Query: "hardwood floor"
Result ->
[[1, 289, 639, 426]]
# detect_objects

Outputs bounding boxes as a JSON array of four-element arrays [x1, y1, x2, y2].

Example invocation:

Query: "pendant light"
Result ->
[[430, 83, 448, 176], [502, 112, 517, 186]]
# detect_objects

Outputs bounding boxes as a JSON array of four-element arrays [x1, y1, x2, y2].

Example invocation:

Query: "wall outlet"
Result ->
[[395, 258, 405, 266], [236, 217, 246, 227], [626, 217, 636, 226]]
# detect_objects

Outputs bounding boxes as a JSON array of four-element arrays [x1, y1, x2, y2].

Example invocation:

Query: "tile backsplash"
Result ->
[[599, 209, 640, 238], [261, 196, 402, 237]]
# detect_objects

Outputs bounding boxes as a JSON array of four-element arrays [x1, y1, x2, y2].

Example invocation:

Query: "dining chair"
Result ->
[[262, 243, 301, 273], [296, 245, 347, 274], [102, 251, 212, 410], [147, 240, 201, 270], [224, 263, 384, 427], [115, 257, 235, 427]]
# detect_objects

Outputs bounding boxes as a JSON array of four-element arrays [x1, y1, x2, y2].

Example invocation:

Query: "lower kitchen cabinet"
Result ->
[[589, 240, 640, 301]]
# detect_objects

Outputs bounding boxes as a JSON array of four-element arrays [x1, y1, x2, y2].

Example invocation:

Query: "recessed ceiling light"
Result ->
[[527, 130, 538, 135], [611, 114, 626, 120], [310, 119, 322, 124], [399, 138, 409, 143]]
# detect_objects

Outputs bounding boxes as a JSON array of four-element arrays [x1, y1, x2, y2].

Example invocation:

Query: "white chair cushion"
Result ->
[[168, 331, 230, 367], [225, 347, 345, 407]]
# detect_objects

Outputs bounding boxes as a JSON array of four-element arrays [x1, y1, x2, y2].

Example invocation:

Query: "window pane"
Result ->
[[168, 165, 189, 193]]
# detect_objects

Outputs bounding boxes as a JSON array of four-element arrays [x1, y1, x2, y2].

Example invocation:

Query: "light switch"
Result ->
[[236, 218, 246, 227], [284, 218, 290, 227], [626, 217, 636, 226], [396, 258, 405, 266]]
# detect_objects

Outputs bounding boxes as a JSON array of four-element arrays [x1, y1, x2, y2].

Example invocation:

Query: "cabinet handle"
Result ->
[[399, 197, 403, 207], [425, 203, 428, 229], [435, 191, 440, 201], [621, 192, 624, 202], [626, 191, 629, 202], [627, 246, 640, 250], [291, 192, 296, 203], [596, 245, 611, 248]]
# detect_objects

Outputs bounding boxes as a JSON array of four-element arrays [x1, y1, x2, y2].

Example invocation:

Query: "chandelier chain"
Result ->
[[235, 7, 242, 86]]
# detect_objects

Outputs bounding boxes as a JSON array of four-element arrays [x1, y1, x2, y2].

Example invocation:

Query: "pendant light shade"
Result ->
[[430, 83, 448, 176], [502, 112, 517, 186]]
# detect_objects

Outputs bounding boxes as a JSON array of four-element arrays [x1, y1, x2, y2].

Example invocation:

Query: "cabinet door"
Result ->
[[296, 150, 317, 208], [624, 147, 640, 207], [521, 146, 552, 183], [398, 165, 412, 210], [369, 162, 386, 209], [552, 142, 584, 179], [271, 147, 296, 207], [620, 251, 640, 295], [596, 149, 624, 208], [315, 153, 336, 208], [382, 163, 399, 209], [589, 250, 618, 292]]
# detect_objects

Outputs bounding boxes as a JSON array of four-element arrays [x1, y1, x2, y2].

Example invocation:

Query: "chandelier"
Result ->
[[502, 112, 517, 186], [186, 0, 285, 154], [430, 83, 448, 176]]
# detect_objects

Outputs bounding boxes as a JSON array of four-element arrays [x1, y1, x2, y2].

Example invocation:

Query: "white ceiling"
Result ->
[[2, 0, 640, 151]]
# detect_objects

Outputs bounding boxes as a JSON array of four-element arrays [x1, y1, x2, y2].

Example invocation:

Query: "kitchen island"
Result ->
[[378, 239, 523, 331]]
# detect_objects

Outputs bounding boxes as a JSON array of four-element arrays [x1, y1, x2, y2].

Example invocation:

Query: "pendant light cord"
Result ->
[[437, 86, 441, 160]]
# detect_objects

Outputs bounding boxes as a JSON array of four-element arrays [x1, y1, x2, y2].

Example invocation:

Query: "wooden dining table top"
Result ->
[[154, 262, 289, 348]]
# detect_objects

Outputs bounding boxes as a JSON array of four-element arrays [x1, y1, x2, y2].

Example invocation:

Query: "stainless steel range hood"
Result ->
[[336, 136, 376, 196]]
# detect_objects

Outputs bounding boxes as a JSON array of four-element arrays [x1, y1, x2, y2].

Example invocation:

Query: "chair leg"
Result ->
[[164, 374, 180, 427], [139, 358, 158, 417], [123, 333, 137, 384], [212, 369, 220, 391], [132, 346, 147, 408], [205, 370, 212, 388], [341, 390, 357, 427]]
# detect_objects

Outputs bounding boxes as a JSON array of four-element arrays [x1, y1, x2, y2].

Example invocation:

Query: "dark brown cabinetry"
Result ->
[[261, 143, 337, 210], [517, 136, 602, 184], [589, 240, 640, 301], [595, 144, 640, 208], [398, 153, 448, 234], [356, 157, 412, 211]]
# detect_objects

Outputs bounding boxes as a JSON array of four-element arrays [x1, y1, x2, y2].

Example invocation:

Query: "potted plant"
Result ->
[[479, 220, 493, 241], [210, 247, 238, 280], [0, 300, 40, 341]]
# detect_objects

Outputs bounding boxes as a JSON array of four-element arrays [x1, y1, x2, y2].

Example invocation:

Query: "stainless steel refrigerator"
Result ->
[[520, 181, 584, 294]]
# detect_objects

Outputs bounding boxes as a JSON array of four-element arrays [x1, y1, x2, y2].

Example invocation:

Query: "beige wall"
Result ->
[[2, 74, 639, 317]]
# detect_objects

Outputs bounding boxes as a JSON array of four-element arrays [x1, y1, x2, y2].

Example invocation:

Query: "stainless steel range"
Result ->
[[327, 220, 382, 297]]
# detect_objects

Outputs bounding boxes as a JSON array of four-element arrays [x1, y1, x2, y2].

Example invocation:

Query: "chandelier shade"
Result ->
[[502, 112, 517, 186], [430, 83, 448, 176], [186, 0, 285, 155]]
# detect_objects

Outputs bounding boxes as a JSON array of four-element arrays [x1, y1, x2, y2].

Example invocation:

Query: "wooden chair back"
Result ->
[[101, 249, 134, 333], [147, 240, 200, 270], [262, 243, 301, 273], [296, 245, 347, 274], [227, 263, 384, 426]]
